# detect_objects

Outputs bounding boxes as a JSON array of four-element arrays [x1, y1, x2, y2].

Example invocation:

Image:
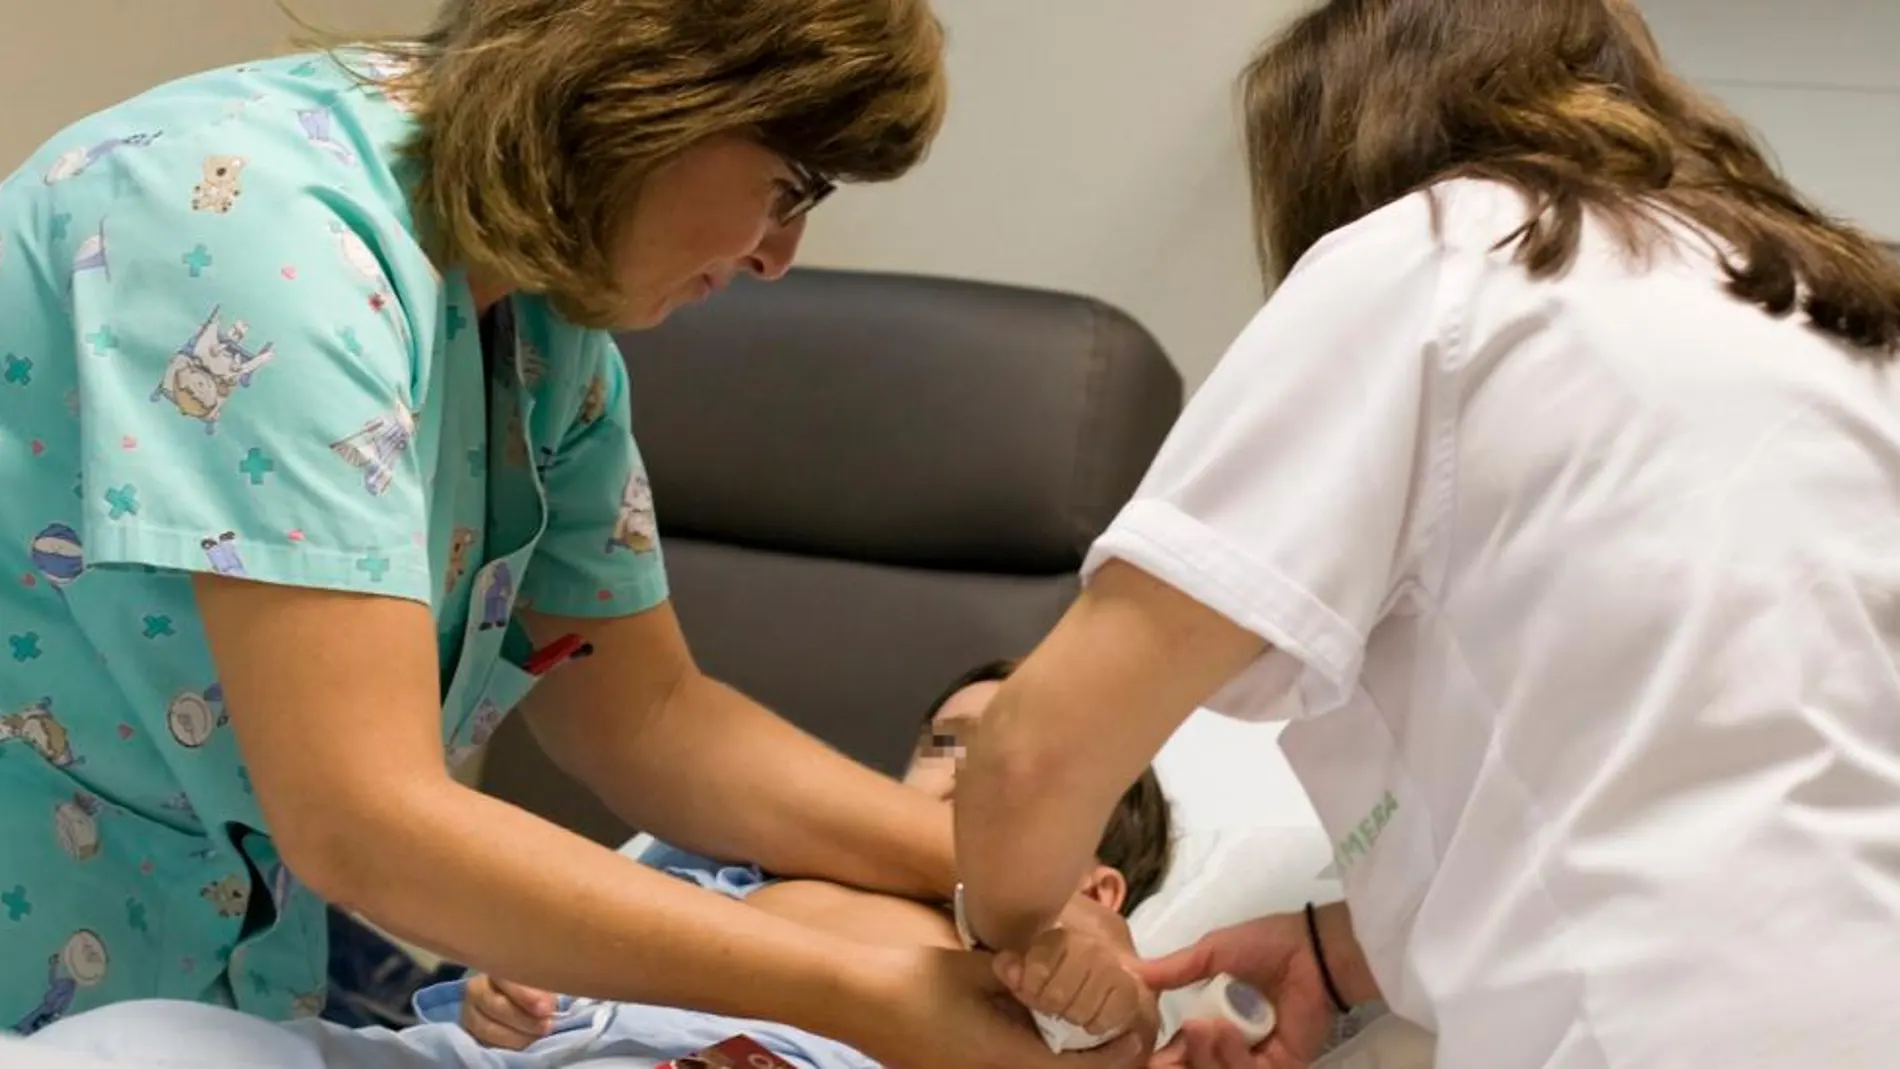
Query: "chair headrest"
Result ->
[[617, 267, 1182, 573]]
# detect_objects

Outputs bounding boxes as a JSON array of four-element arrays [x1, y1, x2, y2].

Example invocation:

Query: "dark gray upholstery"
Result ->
[[480, 267, 1182, 846]]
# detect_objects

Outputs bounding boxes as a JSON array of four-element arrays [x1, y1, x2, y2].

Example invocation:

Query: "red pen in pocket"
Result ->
[[523, 633, 595, 677]]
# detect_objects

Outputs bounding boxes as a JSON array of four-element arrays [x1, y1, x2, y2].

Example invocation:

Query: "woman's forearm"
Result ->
[[954, 681, 1128, 951], [304, 775, 889, 1044], [559, 672, 956, 900]]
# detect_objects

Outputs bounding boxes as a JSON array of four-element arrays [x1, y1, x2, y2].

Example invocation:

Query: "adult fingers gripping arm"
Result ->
[[954, 561, 1266, 951], [509, 334, 955, 901]]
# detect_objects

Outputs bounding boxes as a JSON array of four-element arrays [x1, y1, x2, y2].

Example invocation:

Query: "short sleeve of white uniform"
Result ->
[[1082, 201, 1461, 718]]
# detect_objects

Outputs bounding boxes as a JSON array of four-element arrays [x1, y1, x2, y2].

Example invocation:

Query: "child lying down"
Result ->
[[457, 657, 1175, 1054], [23, 660, 1175, 1069]]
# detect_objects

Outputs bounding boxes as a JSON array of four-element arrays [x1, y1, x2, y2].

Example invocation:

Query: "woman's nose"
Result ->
[[744, 216, 807, 280]]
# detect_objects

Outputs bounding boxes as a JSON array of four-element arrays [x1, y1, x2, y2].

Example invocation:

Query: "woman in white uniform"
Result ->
[[951, 2, 1900, 1067]]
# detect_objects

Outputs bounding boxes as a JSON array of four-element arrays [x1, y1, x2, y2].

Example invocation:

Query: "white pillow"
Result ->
[[618, 704, 1341, 1043], [1148, 701, 1316, 833], [1129, 705, 1340, 1041]]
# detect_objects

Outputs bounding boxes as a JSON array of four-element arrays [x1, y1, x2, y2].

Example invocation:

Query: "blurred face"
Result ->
[[901, 679, 1002, 803], [902, 678, 1132, 916], [609, 135, 831, 329]]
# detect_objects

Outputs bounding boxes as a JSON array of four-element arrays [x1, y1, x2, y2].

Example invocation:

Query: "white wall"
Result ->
[[1640, 0, 1900, 241], [804, 0, 1900, 390], [798, 0, 1308, 390], [8, 2, 1891, 391]]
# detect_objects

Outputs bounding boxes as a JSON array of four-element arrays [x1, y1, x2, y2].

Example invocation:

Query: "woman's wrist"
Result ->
[[1311, 901, 1380, 1007]]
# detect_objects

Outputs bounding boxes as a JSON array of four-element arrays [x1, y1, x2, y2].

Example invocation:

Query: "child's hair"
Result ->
[[923, 659, 1174, 917]]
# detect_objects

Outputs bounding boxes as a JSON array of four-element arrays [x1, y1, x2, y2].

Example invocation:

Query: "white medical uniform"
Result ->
[[1085, 178, 1900, 1068]]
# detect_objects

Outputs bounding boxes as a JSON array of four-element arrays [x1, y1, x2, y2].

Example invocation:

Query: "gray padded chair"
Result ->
[[480, 266, 1182, 846]]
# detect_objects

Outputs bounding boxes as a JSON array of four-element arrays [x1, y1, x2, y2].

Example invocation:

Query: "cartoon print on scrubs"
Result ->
[[579, 373, 607, 425], [328, 219, 410, 350], [0, 700, 81, 768], [200, 875, 248, 919], [445, 526, 477, 594], [166, 683, 227, 749], [609, 471, 658, 554], [446, 699, 505, 771], [355, 54, 421, 114], [71, 220, 109, 281], [42, 132, 162, 184], [152, 306, 277, 432], [518, 339, 547, 389], [295, 109, 356, 166], [52, 793, 105, 861], [201, 531, 245, 577], [10, 930, 108, 1036], [475, 562, 514, 631], [29, 523, 85, 591], [329, 404, 417, 496], [189, 155, 247, 214]]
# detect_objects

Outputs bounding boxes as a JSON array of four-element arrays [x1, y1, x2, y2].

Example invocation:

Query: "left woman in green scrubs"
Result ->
[[0, 4, 1096, 1068]]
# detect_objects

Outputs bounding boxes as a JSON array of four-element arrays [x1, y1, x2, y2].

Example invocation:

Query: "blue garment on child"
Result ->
[[639, 841, 774, 900], [23, 841, 876, 1068], [390, 839, 870, 1066], [25, 995, 878, 1069]]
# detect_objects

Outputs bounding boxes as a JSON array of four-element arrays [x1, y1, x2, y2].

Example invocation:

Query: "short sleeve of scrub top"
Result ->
[[1080, 195, 1458, 719], [66, 138, 436, 603]]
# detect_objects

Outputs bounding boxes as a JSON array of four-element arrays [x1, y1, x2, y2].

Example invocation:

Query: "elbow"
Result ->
[[269, 809, 375, 914], [968, 723, 1080, 819], [260, 781, 417, 916]]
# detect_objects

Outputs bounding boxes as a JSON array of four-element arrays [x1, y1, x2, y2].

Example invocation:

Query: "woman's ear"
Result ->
[[1078, 865, 1129, 916]]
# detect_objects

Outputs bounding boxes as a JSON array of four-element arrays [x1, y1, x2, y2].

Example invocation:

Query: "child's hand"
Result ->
[[995, 923, 1159, 1042], [460, 972, 557, 1051]]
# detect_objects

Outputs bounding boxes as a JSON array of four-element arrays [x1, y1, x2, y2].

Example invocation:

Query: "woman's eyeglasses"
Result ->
[[774, 161, 835, 226]]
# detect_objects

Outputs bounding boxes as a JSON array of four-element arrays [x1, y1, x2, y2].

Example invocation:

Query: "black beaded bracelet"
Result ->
[[1305, 901, 1353, 1015]]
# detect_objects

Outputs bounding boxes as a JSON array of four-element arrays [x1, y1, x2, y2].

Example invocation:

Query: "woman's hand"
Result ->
[[459, 973, 557, 1051], [849, 945, 1150, 1069], [1130, 906, 1373, 1069]]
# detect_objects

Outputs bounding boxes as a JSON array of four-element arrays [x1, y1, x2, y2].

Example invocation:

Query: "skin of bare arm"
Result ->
[[516, 603, 958, 901], [955, 561, 1268, 951], [195, 574, 1138, 1069]]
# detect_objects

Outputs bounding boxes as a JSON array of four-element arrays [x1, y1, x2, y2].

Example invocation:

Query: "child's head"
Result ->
[[902, 659, 1173, 918]]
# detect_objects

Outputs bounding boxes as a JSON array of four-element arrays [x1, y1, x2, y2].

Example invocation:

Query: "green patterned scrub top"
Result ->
[[0, 50, 668, 1033]]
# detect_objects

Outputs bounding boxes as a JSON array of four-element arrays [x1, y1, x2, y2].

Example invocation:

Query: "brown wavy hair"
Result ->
[[923, 659, 1174, 916], [317, 0, 946, 327], [1240, 0, 1900, 358]]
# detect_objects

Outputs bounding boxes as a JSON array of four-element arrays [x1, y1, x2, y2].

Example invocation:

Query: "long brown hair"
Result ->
[[303, 0, 946, 328], [1240, 0, 1900, 359]]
